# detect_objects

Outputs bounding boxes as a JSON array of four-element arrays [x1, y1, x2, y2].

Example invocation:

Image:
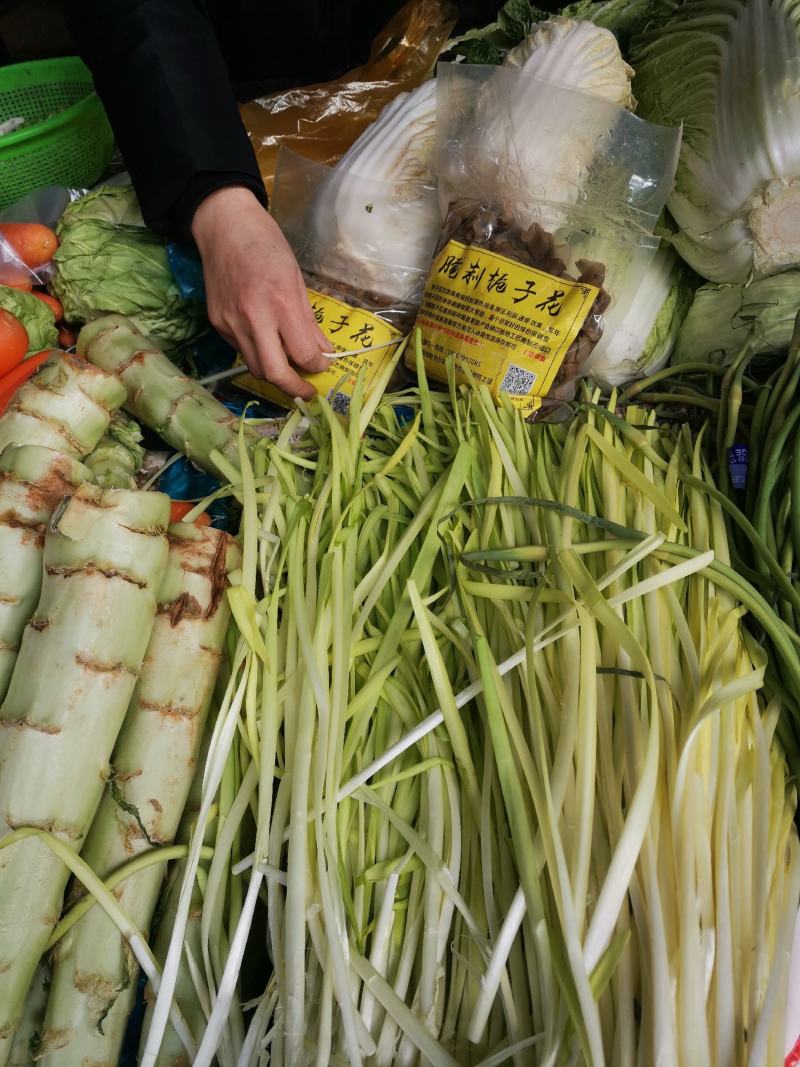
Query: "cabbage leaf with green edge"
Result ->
[[445, 0, 548, 63], [0, 285, 57, 353], [672, 273, 800, 365], [631, 0, 800, 282], [583, 246, 697, 386], [51, 186, 207, 347], [559, 0, 678, 50]]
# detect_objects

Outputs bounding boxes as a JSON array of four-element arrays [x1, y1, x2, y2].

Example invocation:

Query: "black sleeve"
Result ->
[[62, 0, 268, 238]]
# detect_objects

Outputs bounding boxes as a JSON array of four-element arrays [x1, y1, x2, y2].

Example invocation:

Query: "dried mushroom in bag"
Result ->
[[423, 64, 681, 416], [413, 200, 611, 418]]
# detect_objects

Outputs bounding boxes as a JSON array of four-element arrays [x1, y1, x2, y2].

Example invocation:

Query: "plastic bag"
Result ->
[[0, 236, 42, 290], [412, 63, 681, 418], [166, 242, 206, 304], [0, 186, 84, 289], [0, 185, 113, 294], [240, 0, 457, 196], [233, 147, 438, 414], [230, 276, 407, 416], [272, 148, 441, 316]]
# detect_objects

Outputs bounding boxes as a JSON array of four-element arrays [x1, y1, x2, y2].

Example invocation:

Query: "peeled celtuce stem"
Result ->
[[0, 484, 170, 1065], [0, 357, 129, 702], [0, 353, 126, 459], [7, 961, 49, 1066], [0, 445, 92, 704], [39, 523, 240, 1067], [78, 315, 252, 475]]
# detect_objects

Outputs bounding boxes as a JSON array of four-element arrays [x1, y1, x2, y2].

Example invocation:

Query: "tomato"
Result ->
[[31, 291, 63, 321], [169, 500, 211, 526], [0, 309, 29, 377], [0, 349, 54, 414], [0, 223, 58, 269]]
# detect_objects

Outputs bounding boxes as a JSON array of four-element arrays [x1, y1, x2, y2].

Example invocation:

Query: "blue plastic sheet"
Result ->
[[166, 241, 206, 303]]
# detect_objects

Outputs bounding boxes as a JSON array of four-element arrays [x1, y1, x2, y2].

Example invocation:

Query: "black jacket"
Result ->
[[64, 0, 501, 238]]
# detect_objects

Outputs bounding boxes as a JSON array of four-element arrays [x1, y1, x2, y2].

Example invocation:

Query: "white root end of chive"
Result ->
[[141, 664, 249, 1067], [468, 887, 527, 1044]]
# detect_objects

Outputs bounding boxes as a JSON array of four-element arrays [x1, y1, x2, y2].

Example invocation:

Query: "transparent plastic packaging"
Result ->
[[235, 149, 437, 412], [240, 0, 457, 196], [0, 186, 86, 289], [0, 236, 41, 289], [415, 63, 681, 417], [271, 148, 441, 324]]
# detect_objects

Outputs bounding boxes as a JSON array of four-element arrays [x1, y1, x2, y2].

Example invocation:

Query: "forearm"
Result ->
[[62, 0, 266, 237]]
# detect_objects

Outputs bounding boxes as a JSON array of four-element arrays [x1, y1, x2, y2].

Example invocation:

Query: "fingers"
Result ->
[[209, 284, 324, 400], [279, 312, 330, 375], [273, 271, 331, 373], [240, 328, 317, 402], [295, 271, 332, 354], [197, 198, 335, 401]]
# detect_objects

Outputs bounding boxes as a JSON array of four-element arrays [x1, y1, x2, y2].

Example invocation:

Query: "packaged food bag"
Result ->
[[231, 285, 405, 416], [233, 148, 442, 413], [412, 63, 681, 417]]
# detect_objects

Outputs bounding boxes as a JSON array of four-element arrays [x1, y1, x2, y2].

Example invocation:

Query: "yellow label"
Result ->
[[412, 239, 599, 416], [233, 288, 402, 414]]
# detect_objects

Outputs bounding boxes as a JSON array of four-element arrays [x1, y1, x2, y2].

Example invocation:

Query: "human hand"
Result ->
[[192, 185, 330, 400]]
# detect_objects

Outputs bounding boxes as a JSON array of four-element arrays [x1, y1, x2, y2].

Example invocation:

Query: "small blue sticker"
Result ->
[[728, 444, 749, 490], [394, 404, 415, 426]]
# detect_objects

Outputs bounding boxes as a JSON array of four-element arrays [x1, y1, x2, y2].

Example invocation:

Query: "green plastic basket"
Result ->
[[0, 57, 114, 212]]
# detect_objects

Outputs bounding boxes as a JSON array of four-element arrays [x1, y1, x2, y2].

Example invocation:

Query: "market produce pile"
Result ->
[[1, 1, 800, 1066]]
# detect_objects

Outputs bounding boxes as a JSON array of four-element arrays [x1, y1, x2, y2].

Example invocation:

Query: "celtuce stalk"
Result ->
[[39, 523, 240, 1066], [77, 315, 251, 475], [0, 484, 169, 1065], [0, 353, 126, 458], [0, 446, 92, 704], [0, 356, 127, 700], [8, 961, 49, 1066]]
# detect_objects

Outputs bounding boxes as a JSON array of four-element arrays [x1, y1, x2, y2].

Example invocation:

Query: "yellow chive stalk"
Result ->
[[134, 363, 800, 1066]]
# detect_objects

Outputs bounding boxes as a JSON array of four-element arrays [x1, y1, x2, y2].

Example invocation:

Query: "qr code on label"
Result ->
[[327, 389, 351, 416], [499, 364, 537, 396]]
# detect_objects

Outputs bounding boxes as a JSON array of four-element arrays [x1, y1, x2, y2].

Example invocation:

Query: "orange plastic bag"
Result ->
[[239, 0, 457, 196]]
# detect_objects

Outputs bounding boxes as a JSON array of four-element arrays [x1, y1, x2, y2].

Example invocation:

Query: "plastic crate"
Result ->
[[0, 57, 114, 211]]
